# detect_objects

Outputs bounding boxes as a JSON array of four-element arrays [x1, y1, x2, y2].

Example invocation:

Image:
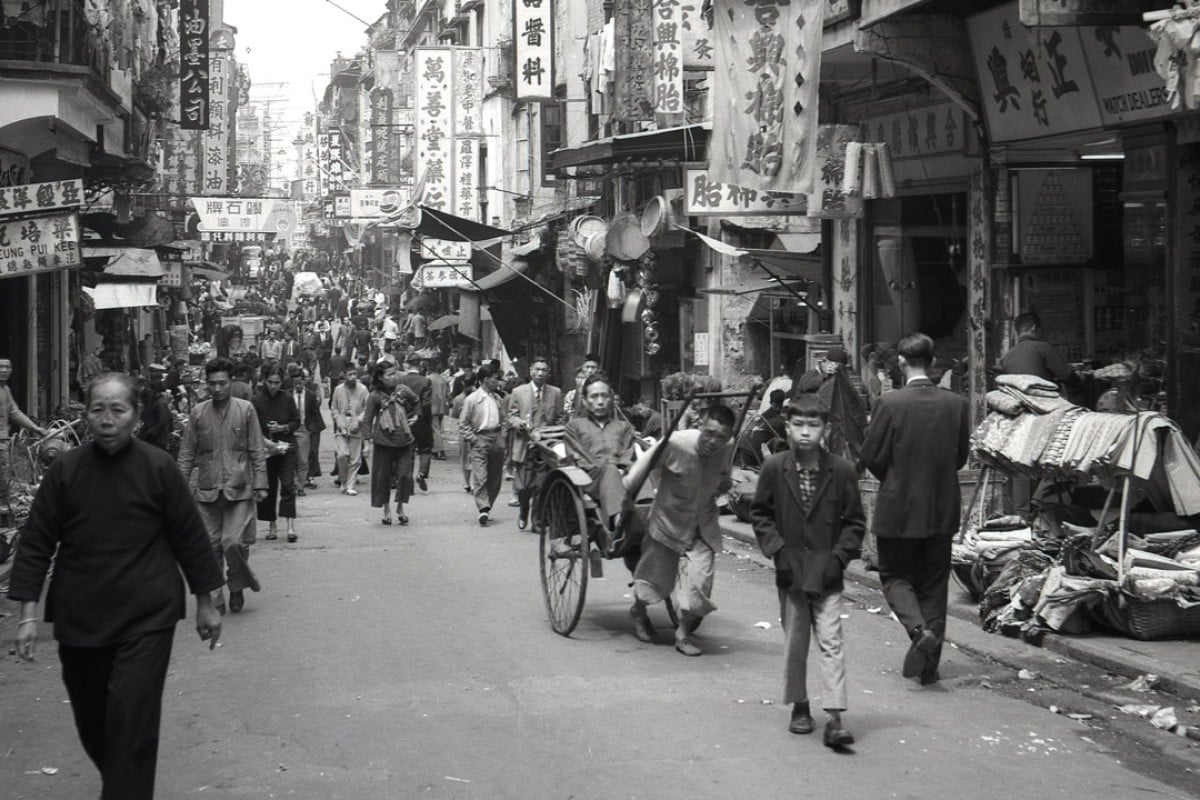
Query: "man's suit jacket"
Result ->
[[859, 377, 970, 539], [296, 387, 325, 433], [749, 449, 865, 594], [507, 381, 563, 463]]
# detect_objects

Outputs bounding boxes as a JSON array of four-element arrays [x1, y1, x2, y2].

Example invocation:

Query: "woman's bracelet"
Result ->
[[18, 618, 38, 625]]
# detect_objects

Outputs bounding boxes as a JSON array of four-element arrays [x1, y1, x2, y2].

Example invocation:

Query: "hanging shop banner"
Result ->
[[613, 0, 655, 121], [683, 169, 807, 216], [862, 102, 968, 160], [202, 48, 232, 193], [179, 0, 210, 130], [0, 213, 81, 279], [191, 197, 294, 236], [513, 0, 554, 102], [709, 0, 826, 195], [651, 0, 684, 114], [806, 124, 865, 220], [1082, 25, 1177, 126], [681, 1, 714, 69], [455, 137, 480, 221], [413, 263, 474, 289], [968, 3, 1102, 143], [318, 128, 347, 194], [1019, 0, 1150, 26], [0, 179, 84, 216], [415, 47, 454, 213]]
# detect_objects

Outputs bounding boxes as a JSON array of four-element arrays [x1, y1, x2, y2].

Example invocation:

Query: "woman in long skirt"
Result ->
[[363, 362, 418, 525]]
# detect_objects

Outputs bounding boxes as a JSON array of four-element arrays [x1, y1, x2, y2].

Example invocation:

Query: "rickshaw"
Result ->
[[532, 389, 757, 637]]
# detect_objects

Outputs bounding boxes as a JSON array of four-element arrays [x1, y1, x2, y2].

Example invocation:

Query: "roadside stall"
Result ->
[[956, 374, 1200, 641]]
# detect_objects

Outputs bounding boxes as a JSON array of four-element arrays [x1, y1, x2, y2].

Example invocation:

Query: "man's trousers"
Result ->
[[59, 628, 175, 800], [469, 431, 505, 512], [334, 433, 363, 487], [877, 534, 953, 672], [293, 428, 310, 487], [197, 496, 259, 594]]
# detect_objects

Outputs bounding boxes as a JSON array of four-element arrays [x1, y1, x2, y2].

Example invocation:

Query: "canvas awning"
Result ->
[[415, 205, 510, 242], [96, 247, 165, 278], [681, 227, 823, 285], [467, 259, 532, 292], [82, 282, 159, 310], [549, 123, 709, 170]]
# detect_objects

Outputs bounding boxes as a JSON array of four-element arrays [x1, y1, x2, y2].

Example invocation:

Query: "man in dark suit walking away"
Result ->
[[859, 332, 970, 686]]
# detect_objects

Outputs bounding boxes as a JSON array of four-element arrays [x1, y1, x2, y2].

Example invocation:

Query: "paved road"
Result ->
[[3, 441, 1200, 799]]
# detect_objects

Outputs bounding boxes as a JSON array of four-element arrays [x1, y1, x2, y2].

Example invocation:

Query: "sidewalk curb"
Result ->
[[720, 519, 1200, 701]]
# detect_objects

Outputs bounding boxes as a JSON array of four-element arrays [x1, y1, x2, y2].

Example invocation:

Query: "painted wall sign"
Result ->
[[683, 169, 807, 215], [179, 0, 210, 130], [709, 0, 825, 194], [968, 2, 1103, 142], [0, 213, 81, 279], [0, 179, 84, 217], [513, 0, 555, 102]]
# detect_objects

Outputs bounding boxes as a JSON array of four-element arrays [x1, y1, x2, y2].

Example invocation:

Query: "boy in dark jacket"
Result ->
[[750, 393, 865, 749]]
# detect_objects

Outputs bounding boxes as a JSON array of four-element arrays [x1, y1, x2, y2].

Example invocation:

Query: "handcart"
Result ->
[[535, 389, 757, 636]]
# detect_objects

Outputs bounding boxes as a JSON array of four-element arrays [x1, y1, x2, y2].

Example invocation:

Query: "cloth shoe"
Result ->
[[229, 589, 245, 613], [674, 636, 702, 657], [478, 510, 490, 526], [630, 605, 655, 643], [417, 474, 428, 492], [789, 703, 815, 735], [287, 531, 298, 543], [902, 627, 939, 678], [517, 512, 528, 531], [344, 487, 358, 496]]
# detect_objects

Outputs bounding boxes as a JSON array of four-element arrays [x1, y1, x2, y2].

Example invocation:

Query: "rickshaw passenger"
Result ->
[[563, 374, 636, 531]]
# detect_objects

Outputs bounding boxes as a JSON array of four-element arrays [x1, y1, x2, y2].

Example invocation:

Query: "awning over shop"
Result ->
[[467, 258, 532, 292], [415, 205, 510, 242], [428, 314, 460, 332], [82, 283, 159, 310], [698, 276, 811, 297], [91, 247, 165, 278], [549, 123, 709, 171], [682, 227, 823, 285]]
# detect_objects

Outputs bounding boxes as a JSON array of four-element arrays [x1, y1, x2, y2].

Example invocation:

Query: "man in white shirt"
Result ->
[[330, 365, 369, 495], [459, 363, 506, 525]]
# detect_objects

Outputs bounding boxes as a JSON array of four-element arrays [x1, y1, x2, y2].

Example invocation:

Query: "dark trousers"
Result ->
[[877, 535, 953, 670], [514, 456, 548, 518], [307, 429, 322, 478], [59, 628, 175, 800], [371, 442, 413, 507], [258, 449, 297, 521]]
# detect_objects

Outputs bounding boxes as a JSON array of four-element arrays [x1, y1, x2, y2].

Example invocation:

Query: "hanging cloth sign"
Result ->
[[709, 0, 825, 194]]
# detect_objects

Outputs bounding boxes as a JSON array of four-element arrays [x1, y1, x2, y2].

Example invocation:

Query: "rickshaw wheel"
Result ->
[[539, 474, 590, 636]]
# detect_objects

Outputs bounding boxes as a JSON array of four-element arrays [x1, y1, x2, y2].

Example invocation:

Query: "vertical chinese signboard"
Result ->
[[681, 1, 714, 69], [415, 47, 453, 212], [614, 0, 654, 121], [709, 0, 825, 194], [513, 0, 555, 102], [179, 0, 210, 130], [202, 35, 233, 194], [651, 0, 684, 114]]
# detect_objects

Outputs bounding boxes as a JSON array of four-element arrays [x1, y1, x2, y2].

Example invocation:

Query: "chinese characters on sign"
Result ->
[[0, 180, 84, 215], [0, 213, 81, 279], [863, 103, 966, 160], [614, 0, 655, 121], [179, 0, 210, 130], [202, 44, 232, 194], [651, 0, 684, 114], [513, 0, 555, 102], [806, 124, 865, 219], [191, 197, 290, 242], [454, 137, 480, 221], [318, 129, 347, 195], [415, 47, 454, 212], [968, 3, 1101, 142], [710, 0, 826, 194], [413, 264, 474, 289], [683, 169, 806, 215], [681, 1, 714, 69]]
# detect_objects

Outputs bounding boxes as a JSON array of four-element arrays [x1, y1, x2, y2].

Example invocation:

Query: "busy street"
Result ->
[[5, 437, 1200, 799], [7, 0, 1200, 798]]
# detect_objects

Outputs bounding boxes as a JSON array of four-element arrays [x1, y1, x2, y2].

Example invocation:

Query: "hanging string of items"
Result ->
[[637, 251, 661, 356]]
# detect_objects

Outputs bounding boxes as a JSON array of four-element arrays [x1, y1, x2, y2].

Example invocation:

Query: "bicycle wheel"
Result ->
[[538, 474, 589, 637]]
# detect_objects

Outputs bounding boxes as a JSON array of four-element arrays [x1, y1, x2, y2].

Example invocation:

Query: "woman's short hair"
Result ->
[[86, 372, 140, 407]]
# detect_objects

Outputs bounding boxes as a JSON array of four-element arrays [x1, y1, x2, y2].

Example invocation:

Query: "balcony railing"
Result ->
[[0, 0, 108, 77]]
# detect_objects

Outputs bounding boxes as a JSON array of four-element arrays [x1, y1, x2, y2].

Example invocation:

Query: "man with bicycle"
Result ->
[[0, 357, 47, 513]]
